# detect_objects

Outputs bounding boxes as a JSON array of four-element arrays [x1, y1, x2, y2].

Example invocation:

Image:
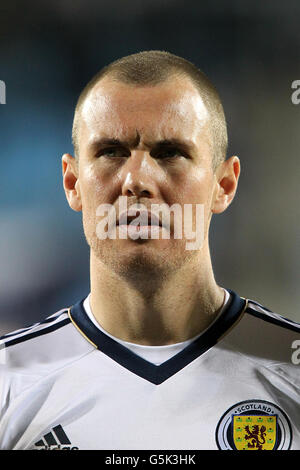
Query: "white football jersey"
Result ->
[[0, 288, 299, 451]]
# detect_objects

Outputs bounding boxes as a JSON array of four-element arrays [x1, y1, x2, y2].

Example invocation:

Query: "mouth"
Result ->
[[117, 210, 162, 228]]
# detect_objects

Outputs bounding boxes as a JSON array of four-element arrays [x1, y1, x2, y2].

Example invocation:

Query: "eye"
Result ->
[[152, 147, 185, 160], [97, 147, 129, 158]]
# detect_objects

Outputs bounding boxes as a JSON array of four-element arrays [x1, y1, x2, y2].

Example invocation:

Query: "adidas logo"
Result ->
[[34, 424, 79, 450]]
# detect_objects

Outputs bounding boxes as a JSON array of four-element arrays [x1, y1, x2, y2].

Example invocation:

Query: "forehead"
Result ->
[[79, 76, 210, 147]]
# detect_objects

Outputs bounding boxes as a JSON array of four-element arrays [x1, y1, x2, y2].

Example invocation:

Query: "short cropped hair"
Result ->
[[72, 50, 228, 170]]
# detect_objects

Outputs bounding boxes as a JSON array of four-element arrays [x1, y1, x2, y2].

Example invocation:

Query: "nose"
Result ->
[[120, 150, 159, 199]]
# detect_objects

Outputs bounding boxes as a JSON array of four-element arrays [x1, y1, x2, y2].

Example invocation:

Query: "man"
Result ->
[[0, 50, 299, 451]]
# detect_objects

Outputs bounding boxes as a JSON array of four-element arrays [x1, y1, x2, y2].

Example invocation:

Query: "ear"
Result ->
[[211, 156, 240, 214], [62, 153, 82, 212]]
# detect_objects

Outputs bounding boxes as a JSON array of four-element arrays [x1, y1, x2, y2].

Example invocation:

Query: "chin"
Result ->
[[88, 232, 197, 279]]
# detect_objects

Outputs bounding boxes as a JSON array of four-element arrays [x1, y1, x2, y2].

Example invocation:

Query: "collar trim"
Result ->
[[69, 289, 247, 385]]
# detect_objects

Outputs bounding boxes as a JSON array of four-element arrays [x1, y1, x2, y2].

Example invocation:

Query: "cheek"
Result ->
[[168, 169, 215, 238], [79, 164, 111, 209], [169, 168, 214, 206], [79, 164, 121, 241]]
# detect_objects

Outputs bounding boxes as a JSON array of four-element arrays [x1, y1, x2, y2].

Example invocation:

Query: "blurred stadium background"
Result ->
[[0, 0, 299, 334]]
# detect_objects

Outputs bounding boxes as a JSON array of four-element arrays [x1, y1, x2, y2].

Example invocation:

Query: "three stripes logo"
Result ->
[[34, 425, 79, 450]]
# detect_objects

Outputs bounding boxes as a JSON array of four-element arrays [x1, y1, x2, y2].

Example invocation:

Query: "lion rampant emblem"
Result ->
[[232, 414, 277, 450], [244, 424, 267, 450]]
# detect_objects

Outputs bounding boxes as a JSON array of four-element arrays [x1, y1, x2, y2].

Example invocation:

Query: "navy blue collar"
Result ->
[[70, 289, 247, 385]]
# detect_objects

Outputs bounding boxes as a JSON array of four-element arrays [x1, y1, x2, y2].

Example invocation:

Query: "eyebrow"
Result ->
[[88, 137, 196, 152]]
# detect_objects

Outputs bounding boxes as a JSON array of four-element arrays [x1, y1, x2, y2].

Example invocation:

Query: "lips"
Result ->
[[117, 209, 162, 227]]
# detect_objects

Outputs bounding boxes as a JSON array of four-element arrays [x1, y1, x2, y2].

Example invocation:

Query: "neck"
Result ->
[[89, 246, 224, 346]]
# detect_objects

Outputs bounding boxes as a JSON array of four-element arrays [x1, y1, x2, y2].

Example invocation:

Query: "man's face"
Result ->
[[69, 75, 221, 280]]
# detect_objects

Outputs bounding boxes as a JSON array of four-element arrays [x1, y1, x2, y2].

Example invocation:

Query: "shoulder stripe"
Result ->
[[0, 310, 69, 340], [245, 299, 273, 313], [0, 315, 71, 349], [246, 301, 300, 333]]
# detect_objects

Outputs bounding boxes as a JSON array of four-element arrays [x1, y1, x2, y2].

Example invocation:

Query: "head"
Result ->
[[72, 50, 228, 171], [62, 50, 240, 285]]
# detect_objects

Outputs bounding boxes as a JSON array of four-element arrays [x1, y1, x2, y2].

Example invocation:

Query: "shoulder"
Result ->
[[0, 304, 93, 375], [245, 298, 300, 333], [0, 308, 71, 367], [0, 303, 94, 422], [225, 294, 300, 374], [0, 308, 71, 348]]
